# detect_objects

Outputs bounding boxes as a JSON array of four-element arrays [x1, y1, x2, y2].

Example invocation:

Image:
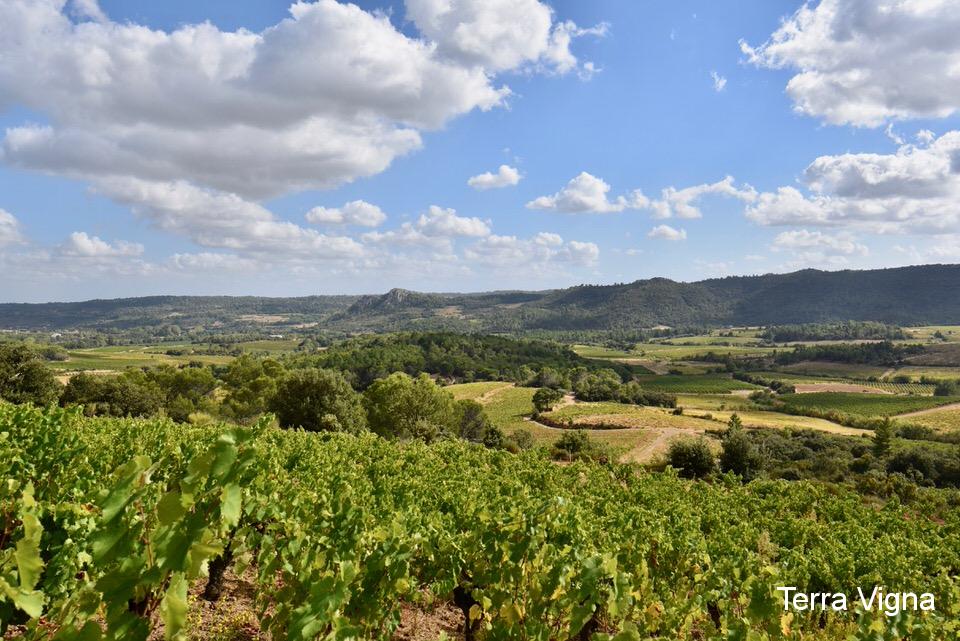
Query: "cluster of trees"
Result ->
[[293, 332, 641, 388], [666, 415, 960, 492], [0, 344, 506, 449], [570, 369, 676, 407], [774, 341, 924, 366], [760, 321, 907, 343]]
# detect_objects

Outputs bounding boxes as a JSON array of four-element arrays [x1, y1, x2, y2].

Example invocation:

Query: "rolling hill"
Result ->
[[1, 264, 958, 333]]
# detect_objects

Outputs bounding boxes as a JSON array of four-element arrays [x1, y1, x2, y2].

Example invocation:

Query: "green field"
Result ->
[[475, 384, 537, 432], [778, 361, 890, 379], [10, 403, 958, 638], [636, 374, 761, 393], [780, 392, 960, 418], [445, 380, 513, 401], [46, 345, 233, 371]]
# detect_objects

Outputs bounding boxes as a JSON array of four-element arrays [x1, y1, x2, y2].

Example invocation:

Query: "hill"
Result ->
[[1, 264, 959, 333]]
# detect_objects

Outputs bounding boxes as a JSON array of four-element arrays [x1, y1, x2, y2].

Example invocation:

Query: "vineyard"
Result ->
[[3, 403, 959, 640], [632, 376, 760, 395], [779, 393, 960, 419]]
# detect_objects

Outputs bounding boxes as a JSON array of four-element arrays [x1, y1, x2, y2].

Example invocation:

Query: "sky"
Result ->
[[1, 0, 959, 302]]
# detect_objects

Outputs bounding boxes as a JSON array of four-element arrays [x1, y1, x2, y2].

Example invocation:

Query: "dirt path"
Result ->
[[526, 417, 704, 464], [896, 402, 960, 418], [621, 427, 703, 463], [476, 383, 514, 404]]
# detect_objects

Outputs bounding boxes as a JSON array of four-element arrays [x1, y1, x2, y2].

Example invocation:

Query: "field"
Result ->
[[908, 407, 960, 432], [777, 361, 890, 379], [5, 403, 959, 640], [780, 392, 960, 418], [634, 374, 760, 394], [45, 345, 233, 371]]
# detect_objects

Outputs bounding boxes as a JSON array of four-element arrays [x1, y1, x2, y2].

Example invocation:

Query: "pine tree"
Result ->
[[873, 417, 894, 458]]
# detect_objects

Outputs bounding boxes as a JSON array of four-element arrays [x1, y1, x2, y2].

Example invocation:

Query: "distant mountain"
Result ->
[[2, 264, 959, 333]]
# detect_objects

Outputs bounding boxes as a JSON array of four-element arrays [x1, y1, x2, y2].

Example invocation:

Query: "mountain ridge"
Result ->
[[2, 264, 958, 332]]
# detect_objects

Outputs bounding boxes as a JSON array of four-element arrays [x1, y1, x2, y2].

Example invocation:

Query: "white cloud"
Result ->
[[916, 129, 936, 144], [416, 205, 491, 238], [405, 0, 605, 75], [527, 172, 646, 213], [710, 71, 727, 92], [169, 252, 257, 272], [59, 231, 144, 257], [558, 239, 600, 265], [94, 177, 364, 258], [0, 1, 521, 200], [0, 209, 23, 246], [746, 131, 960, 234], [465, 232, 599, 268], [646, 176, 756, 219], [467, 164, 521, 190], [741, 0, 960, 127], [647, 224, 687, 241], [771, 229, 868, 256], [306, 200, 387, 227]]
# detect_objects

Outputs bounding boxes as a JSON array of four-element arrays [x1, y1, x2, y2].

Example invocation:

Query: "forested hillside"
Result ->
[[2, 264, 959, 333]]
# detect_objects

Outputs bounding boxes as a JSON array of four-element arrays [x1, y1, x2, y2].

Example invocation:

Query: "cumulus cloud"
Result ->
[[0, 0, 601, 265], [645, 176, 756, 219], [95, 177, 364, 258], [416, 206, 491, 237], [467, 164, 521, 190], [306, 200, 387, 227], [647, 224, 687, 241], [746, 131, 960, 234], [59, 231, 144, 257], [528, 173, 756, 218], [742, 0, 960, 127], [465, 232, 599, 268], [527, 172, 646, 213], [405, 0, 605, 75], [0, 209, 23, 246], [771, 229, 868, 256]]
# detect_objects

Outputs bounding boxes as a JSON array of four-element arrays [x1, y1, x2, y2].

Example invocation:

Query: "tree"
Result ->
[[934, 380, 959, 397], [269, 368, 367, 434], [0, 344, 62, 406], [720, 416, 762, 481], [454, 399, 496, 443], [873, 417, 895, 458], [221, 355, 284, 422], [364, 372, 456, 439], [532, 387, 564, 413], [667, 439, 715, 479]]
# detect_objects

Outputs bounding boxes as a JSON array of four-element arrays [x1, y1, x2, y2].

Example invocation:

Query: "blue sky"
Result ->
[[1, 0, 959, 301]]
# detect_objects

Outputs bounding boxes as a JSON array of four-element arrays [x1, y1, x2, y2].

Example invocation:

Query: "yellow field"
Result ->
[[445, 381, 514, 401], [901, 407, 960, 433]]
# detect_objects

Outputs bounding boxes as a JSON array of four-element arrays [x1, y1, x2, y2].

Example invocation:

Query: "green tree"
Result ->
[[364, 372, 456, 439], [667, 439, 715, 479], [720, 417, 762, 481], [532, 387, 564, 413], [933, 380, 959, 397], [873, 417, 895, 458], [0, 344, 62, 406], [269, 368, 367, 434], [454, 399, 495, 443], [221, 355, 284, 422]]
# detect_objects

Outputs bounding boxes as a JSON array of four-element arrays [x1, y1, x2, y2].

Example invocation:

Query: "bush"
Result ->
[[507, 428, 535, 451], [551, 430, 608, 462], [934, 380, 959, 397], [270, 368, 367, 434], [720, 419, 762, 481], [0, 344, 62, 406], [667, 438, 715, 479], [532, 387, 564, 413]]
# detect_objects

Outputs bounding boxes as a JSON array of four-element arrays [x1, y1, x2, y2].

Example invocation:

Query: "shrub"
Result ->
[[934, 380, 959, 397], [532, 387, 564, 413], [667, 438, 715, 479], [270, 368, 367, 434]]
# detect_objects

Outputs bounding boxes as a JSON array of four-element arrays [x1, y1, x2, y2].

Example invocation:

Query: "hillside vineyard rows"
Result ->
[[3, 403, 959, 640]]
